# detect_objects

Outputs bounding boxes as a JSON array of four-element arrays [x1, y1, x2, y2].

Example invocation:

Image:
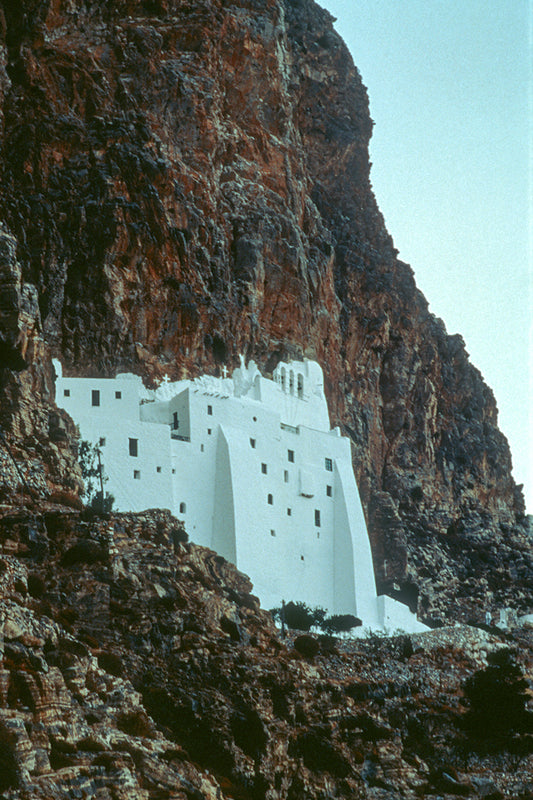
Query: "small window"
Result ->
[[200, 444, 204, 452], [207, 405, 213, 415], [133, 470, 140, 479], [156, 466, 162, 473], [129, 438, 138, 457], [172, 468, 176, 474], [315, 509, 321, 527], [115, 391, 122, 399], [253, 416, 257, 422], [63, 388, 70, 397], [288, 450, 294, 463], [179, 502, 187, 514], [207, 428, 212, 435], [267, 493, 273, 505], [250, 438, 256, 449], [300, 555, 304, 561], [287, 508, 292, 516], [99, 437, 106, 447], [284, 470, 289, 483], [317, 531, 320, 539], [289, 371, 294, 395], [173, 411, 179, 430], [325, 457, 333, 472], [270, 530, 276, 537], [261, 463, 267, 475], [297, 374, 304, 399], [91, 389, 100, 407], [326, 485, 332, 497]]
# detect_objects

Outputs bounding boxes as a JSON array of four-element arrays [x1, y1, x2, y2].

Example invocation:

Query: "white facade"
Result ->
[[53, 357, 427, 632]]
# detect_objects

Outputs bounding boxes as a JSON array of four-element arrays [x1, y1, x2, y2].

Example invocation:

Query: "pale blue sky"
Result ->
[[320, 0, 532, 511]]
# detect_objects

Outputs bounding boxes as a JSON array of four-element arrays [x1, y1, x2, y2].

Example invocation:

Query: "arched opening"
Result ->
[[297, 374, 304, 399], [179, 502, 186, 514], [289, 370, 294, 395], [280, 367, 286, 391]]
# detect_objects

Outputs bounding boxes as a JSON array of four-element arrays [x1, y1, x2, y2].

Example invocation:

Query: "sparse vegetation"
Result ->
[[322, 614, 362, 635], [462, 648, 533, 748], [78, 439, 114, 514], [270, 601, 327, 632], [270, 602, 362, 637]]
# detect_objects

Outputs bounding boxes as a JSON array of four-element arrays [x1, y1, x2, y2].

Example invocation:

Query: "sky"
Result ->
[[319, 0, 532, 512]]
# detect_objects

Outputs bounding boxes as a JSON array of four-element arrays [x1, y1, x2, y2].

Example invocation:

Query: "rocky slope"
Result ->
[[0, 0, 531, 624], [0, 505, 532, 799]]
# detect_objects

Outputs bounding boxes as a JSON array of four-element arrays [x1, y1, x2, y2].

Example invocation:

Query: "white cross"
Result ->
[[222, 366, 228, 379]]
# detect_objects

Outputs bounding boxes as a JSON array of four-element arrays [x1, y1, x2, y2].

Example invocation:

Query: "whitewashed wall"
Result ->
[[53, 358, 427, 631]]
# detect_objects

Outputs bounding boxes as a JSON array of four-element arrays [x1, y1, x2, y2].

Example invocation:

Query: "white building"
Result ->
[[53, 357, 427, 632]]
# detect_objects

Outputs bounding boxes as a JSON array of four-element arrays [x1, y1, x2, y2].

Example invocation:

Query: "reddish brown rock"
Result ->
[[0, 0, 530, 624], [0, 507, 531, 799]]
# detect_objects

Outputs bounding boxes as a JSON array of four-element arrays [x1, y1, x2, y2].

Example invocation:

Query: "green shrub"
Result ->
[[79, 440, 114, 513], [463, 649, 533, 744], [270, 601, 328, 632], [322, 614, 362, 635]]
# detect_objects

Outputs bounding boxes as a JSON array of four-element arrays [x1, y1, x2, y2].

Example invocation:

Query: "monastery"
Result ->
[[53, 357, 427, 632]]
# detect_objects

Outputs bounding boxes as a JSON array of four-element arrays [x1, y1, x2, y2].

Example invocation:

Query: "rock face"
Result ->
[[0, 506, 532, 799], [0, 0, 530, 623], [0, 225, 81, 504]]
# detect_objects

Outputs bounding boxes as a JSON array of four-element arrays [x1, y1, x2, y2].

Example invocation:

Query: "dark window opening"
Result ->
[[267, 494, 273, 505], [207, 428, 212, 435], [325, 457, 333, 472], [287, 508, 292, 516], [326, 485, 332, 497], [207, 405, 213, 415], [99, 437, 106, 447], [173, 411, 179, 430], [156, 466, 162, 473], [133, 470, 140, 479], [300, 555, 304, 561], [315, 509, 321, 527], [297, 374, 304, 399], [129, 438, 138, 457], [63, 389, 70, 397], [115, 391, 122, 399], [250, 438, 256, 448], [288, 449, 294, 463], [261, 463, 267, 474], [92, 390, 100, 407], [284, 470, 289, 483], [179, 502, 187, 514], [270, 530, 276, 537]]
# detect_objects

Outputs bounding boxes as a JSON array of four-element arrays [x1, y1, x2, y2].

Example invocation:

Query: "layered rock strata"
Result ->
[[0, 506, 531, 799], [0, 0, 530, 622]]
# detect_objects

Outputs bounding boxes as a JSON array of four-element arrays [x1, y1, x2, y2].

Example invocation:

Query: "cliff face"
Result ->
[[0, 0, 530, 623], [0, 508, 532, 800]]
